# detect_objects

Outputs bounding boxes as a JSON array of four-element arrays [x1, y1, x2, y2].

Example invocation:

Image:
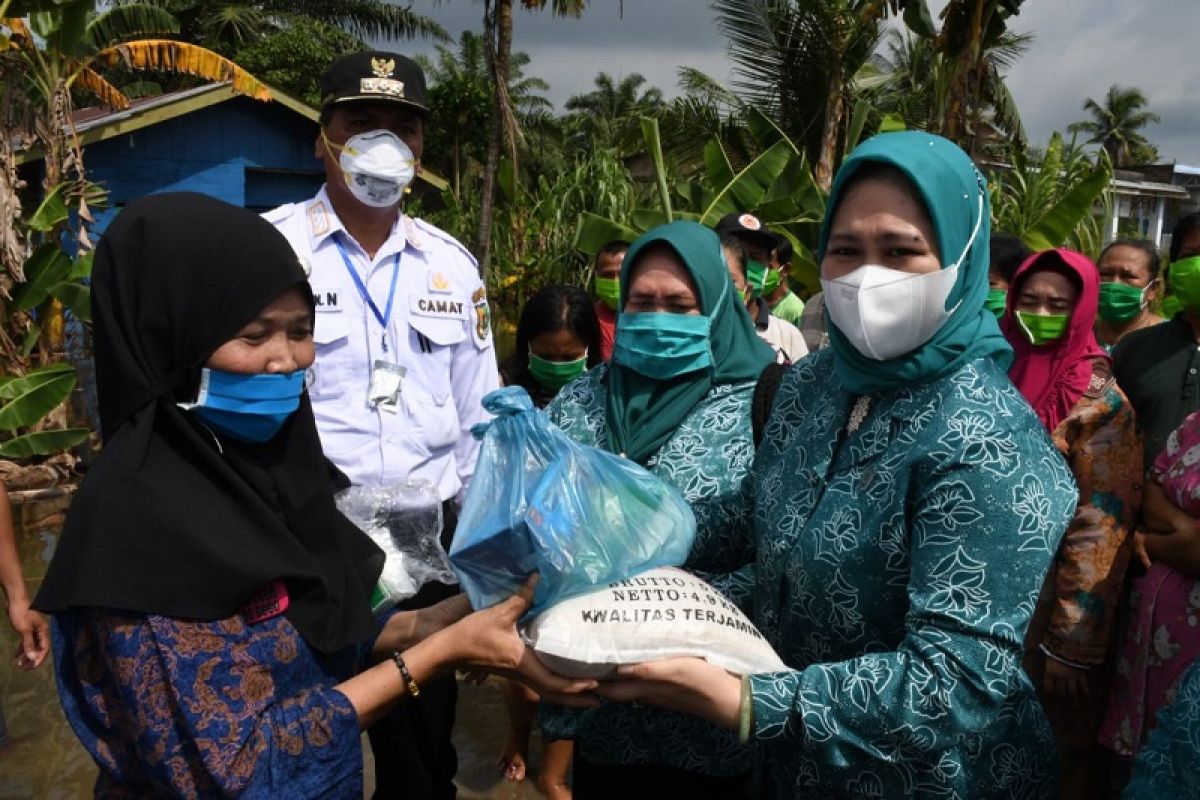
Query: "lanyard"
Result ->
[[334, 237, 401, 353]]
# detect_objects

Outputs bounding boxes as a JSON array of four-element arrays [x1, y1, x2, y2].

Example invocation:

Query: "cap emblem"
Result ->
[[739, 213, 762, 230], [371, 57, 396, 78], [359, 77, 406, 99]]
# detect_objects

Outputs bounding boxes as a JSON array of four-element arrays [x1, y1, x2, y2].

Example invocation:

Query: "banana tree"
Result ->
[[1, 1, 269, 360], [575, 110, 828, 295], [989, 132, 1112, 257]]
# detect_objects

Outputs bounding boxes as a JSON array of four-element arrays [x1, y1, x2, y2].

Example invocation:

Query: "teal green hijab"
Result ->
[[606, 221, 774, 463], [819, 131, 1012, 394]]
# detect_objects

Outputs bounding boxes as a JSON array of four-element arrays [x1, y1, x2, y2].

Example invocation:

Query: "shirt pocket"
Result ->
[[403, 315, 467, 451], [308, 311, 352, 400], [402, 381, 461, 453]]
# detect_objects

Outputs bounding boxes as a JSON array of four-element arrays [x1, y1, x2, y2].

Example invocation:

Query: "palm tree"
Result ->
[[866, 25, 1028, 153], [1068, 84, 1161, 168], [474, 0, 586, 282], [110, 0, 447, 53], [564, 72, 663, 152], [419, 30, 550, 197], [932, 0, 1029, 156], [711, 0, 895, 191]]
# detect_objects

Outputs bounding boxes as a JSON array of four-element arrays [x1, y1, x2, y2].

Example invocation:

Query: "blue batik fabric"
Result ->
[[1124, 656, 1200, 799], [52, 607, 375, 798], [746, 348, 1077, 799]]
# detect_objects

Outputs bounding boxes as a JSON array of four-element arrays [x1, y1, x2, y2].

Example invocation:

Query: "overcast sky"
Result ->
[[388, 0, 1200, 165]]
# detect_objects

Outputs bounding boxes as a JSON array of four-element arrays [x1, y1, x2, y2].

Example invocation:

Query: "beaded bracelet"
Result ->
[[391, 651, 420, 698], [738, 675, 754, 745]]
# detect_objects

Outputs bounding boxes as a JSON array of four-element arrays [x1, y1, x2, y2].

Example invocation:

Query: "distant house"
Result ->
[[17, 82, 327, 234]]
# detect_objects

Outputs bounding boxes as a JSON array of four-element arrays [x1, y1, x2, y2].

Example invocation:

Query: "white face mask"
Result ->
[[822, 263, 962, 360], [332, 130, 416, 208], [820, 190, 984, 361]]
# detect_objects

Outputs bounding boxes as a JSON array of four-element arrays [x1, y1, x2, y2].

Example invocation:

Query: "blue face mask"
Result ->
[[183, 368, 306, 443], [612, 312, 715, 378]]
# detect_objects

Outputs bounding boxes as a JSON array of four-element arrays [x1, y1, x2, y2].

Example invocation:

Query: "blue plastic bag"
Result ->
[[450, 386, 696, 614]]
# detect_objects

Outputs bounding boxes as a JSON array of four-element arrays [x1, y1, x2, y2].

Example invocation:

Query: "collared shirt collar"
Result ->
[[306, 185, 410, 262]]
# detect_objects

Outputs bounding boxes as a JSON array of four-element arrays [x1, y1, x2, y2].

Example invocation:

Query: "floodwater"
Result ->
[[0, 502, 547, 799]]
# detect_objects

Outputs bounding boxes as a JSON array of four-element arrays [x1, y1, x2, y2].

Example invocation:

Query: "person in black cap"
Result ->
[[264, 50, 501, 800]]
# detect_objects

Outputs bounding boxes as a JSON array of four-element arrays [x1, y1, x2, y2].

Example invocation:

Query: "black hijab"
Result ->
[[35, 193, 384, 654]]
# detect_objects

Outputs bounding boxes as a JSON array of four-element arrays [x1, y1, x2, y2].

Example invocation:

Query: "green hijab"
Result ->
[[606, 221, 774, 464], [819, 131, 1012, 394]]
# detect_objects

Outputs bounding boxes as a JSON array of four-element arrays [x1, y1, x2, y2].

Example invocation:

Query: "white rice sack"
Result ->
[[525, 567, 787, 678]]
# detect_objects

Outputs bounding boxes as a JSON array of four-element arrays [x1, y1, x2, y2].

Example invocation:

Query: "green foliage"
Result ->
[[231, 17, 360, 105], [0, 362, 89, 457], [1068, 84, 1161, 168], [990, 133, 1112, 258], [576, 115, 826, 295]]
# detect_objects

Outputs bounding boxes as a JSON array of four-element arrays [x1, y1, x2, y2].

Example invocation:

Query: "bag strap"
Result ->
[[752, 363, 788, 448]]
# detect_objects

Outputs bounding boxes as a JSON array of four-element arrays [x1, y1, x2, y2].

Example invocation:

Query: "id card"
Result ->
[[368, 360, 406, 412]]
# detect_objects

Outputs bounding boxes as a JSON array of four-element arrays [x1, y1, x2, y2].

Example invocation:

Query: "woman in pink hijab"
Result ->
[[1002, 248, 1143, 799]]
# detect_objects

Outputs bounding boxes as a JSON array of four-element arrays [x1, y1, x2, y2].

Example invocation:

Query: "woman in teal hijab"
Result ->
[[539, 221, 774, 797], [596, 133, 1077, 799], [606, 220, 775, 463]]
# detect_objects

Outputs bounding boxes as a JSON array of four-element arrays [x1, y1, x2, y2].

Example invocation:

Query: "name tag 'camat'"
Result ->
[[411, 294, 465, 319]]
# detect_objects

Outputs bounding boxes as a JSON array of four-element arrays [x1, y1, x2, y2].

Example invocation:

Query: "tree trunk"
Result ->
[[474, 0, 515, 285], [814, 62, 845, 193], [474, 1, 500, 281]]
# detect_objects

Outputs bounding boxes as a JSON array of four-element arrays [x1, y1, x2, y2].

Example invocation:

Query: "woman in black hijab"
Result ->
[[35, 193, 588, 797]]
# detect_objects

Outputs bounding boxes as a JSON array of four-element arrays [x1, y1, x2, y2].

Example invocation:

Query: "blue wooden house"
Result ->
[[20, 82, 328, 233]]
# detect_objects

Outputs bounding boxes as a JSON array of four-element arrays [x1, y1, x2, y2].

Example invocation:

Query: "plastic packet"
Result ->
[[336, 479, 455, 612], [449, 386, 696, 615]]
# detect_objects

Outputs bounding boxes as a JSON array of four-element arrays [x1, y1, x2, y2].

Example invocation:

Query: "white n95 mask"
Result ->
[[821, 188, 983, 361], [821, 263, 961, 360], [334, 130, 416, 208]]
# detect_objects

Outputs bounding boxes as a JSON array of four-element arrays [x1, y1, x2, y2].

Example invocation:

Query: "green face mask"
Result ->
[[762, 268, 782, 296], [595, 276, 620, 311], [1170, 256, 1200, 312], [1016, 311, 1069, 346], [528, 352, 587, 391], [1098, 282, 1147, 324], [746, 260, 767, 295], [984, 288, 1007, 317]]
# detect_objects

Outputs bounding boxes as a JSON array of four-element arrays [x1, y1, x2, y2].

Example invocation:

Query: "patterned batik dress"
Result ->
[[538, 362, 760, 776], [742, 349, 1077, 799]]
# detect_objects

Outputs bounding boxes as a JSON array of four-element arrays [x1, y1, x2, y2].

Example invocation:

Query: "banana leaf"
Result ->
[[51, 282, 91, 322], [573, 212, 639, 257], [0, 428, 90, 459], [0, 364, 77, 431], [11, 243, 73, 311], [703, 138, 736, 191], [630, 208, 670, 231], [28, 184, 70, 232], [1021, 162, 1111, 253], [700, 140, 795, 226], [640, 117, 672, 220]]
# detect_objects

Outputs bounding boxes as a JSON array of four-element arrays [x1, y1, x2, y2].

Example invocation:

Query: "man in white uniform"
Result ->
[[266, 50, 499, 800]]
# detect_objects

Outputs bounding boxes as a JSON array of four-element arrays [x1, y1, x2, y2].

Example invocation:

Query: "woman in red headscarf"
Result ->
[[1001, 248, 1143, 799]]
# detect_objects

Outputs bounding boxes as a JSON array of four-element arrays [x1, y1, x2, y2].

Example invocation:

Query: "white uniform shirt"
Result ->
[[265, 187, 499, 499], [752, 296, 809, 363]]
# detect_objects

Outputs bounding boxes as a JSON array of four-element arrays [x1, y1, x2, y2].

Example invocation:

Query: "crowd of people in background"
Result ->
[[4, 47, 1200, 799]]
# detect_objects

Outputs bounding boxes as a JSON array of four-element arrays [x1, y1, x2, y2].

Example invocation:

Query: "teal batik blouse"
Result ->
[[539, 362, 758, 776], [737, 349, 1077, 798]]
